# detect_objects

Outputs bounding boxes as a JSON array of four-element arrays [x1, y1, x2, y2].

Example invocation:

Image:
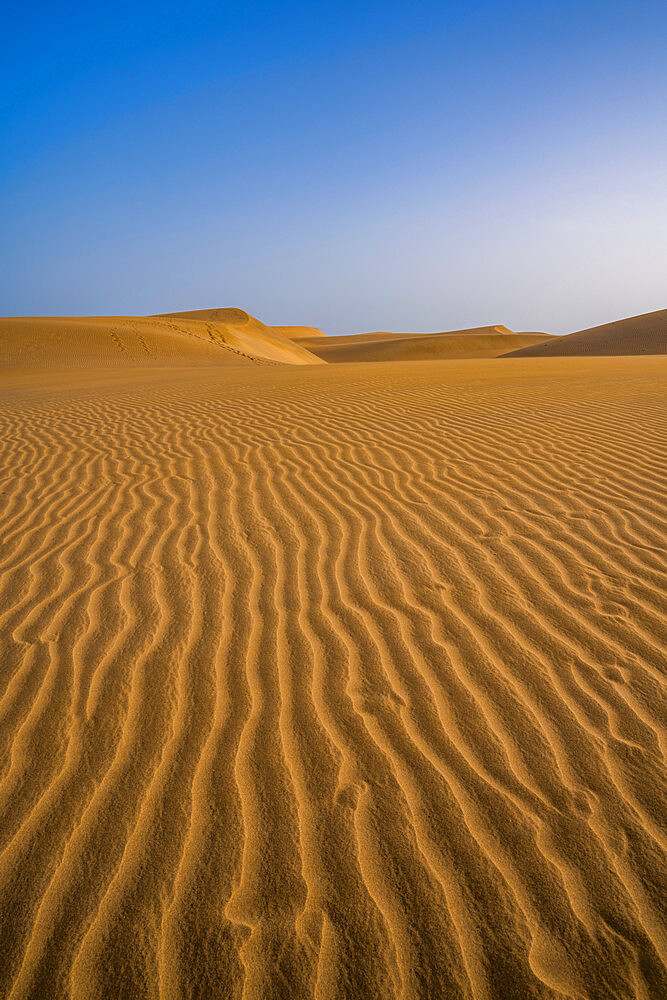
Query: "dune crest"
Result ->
[[503, 308, 667, 357], [0, 310, 324, 370], [153, 308, 327, 363], [272, 325, 328, 340], [302, 325, 553, 362]]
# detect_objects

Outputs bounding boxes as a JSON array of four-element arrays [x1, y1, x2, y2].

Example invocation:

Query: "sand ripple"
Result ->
[[0, 357, 665, 999]]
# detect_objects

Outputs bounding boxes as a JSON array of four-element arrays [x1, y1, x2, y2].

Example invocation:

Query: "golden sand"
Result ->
[[0, 326, 665, 998], [272, 326, 328, 340], [0, 311, 323, 370], [505, 308, 667, 358], [300, 325, 553, 363]]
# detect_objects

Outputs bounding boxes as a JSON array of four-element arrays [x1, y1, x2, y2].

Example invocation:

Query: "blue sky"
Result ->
[[2, 1, 666, 333]]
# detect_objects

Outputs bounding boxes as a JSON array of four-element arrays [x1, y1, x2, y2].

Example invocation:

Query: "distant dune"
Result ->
[[0, 309, 324, 369], [10, 307, 659, 372], [301, 325, 553, 362], [503, 308, 667, 358], [272, 325, 328, 340]]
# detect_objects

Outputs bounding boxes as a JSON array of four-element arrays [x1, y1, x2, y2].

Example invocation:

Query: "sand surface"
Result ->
[[0, 311, 323, 369], [0, 349, 666, 999], [504, 309, 667, 358], [302, 326, 553, 362], [272, 326, 328, 340]]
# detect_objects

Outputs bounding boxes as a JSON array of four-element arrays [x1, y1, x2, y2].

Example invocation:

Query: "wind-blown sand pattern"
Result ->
[[0, 354, 666, 999]]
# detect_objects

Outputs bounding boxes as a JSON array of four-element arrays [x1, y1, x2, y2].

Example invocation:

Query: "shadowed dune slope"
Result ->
[[302, 326, 553, 362], [0, 312, 324, 369], [504, 308, 667, 357], [0, 355, 665, 1000]]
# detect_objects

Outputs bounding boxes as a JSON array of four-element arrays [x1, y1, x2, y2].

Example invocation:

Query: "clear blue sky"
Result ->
[[2, 1, 666, 334]]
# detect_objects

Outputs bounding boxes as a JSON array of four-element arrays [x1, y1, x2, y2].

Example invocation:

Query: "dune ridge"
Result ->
[[503, 308, 667, 357], [0, 353, 665, 999], [152, 308, 327, 363], [272, 325, 328, 340], [0, 310, 324, 369], [301, 326, 553, 362]]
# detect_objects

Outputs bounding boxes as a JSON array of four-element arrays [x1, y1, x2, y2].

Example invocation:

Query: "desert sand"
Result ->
[[0, 310, 323, 370], [299, 326, 553, 363], [272, 326, 328, 340], [0, 311, 665, 1000], [504, 308, 667, 358]]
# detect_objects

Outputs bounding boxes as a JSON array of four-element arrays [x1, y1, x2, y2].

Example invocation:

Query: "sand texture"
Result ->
[[302, 326, 553, 362], [0, 311, 323, 371], [272, 326, 329, 340], [0, 347, 666, 999], [504, 309, 667, 358]]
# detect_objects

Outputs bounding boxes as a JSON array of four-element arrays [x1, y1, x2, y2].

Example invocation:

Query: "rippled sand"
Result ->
[[0, 356, 665, 999]]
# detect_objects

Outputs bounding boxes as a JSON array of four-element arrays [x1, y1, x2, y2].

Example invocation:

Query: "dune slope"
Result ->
[[272, 325, 328, 340], [0, 356, 665, 1000], [153, 308, 326, 364], [0, 310, 324, 371], [504, 308, 667, 357], [303, 326, 553, 362]]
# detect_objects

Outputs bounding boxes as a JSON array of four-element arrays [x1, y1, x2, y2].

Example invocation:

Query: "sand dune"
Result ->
[[504, 308, 667, 358], [302, 326, 553, 362], [153, 308, 326, 363], [0, 346, 665, 999], [0, 310, 323, 371], [273, 325, 328, 340]]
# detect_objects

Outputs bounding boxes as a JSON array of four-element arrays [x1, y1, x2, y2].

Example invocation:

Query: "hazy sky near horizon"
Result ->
[[2, 1, 666, 334]]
